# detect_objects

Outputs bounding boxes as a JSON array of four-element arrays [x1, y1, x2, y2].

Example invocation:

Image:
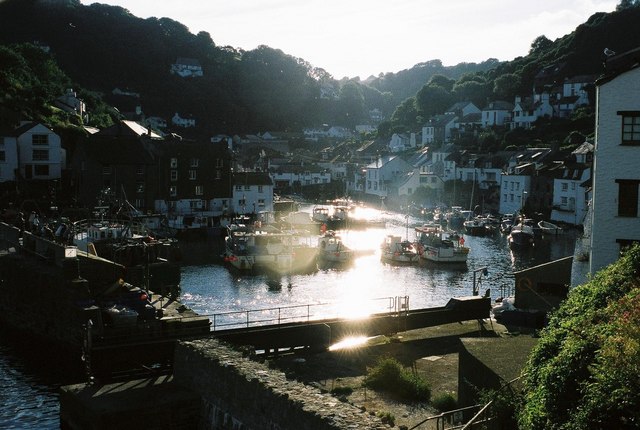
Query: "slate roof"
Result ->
[[232, 172, 273, 186]]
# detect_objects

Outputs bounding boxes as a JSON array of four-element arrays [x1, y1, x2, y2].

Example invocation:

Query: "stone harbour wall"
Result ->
[[173, 338, 390, 430]]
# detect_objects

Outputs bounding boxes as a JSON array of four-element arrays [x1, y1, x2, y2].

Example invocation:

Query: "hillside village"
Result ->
[[1, 27, 640, 279], [1, 58, 595, 230]]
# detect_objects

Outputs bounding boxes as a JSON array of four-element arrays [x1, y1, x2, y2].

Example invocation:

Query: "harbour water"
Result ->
[[0, 204, 588, 428]]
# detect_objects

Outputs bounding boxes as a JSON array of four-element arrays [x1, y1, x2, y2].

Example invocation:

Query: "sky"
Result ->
[[78, 0, 619, 79]]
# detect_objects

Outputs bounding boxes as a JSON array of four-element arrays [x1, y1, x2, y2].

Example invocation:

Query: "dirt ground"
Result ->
[[267, 319, 511, 429]]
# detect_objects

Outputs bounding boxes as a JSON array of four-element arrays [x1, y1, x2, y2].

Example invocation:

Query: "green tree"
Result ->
[[529, 35, 553, 55], [493, 73, 521, 101], [415, 84, 453, 118]]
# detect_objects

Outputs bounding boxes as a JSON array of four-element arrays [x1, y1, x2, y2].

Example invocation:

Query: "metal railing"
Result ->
[[208, 295, 408, 331]]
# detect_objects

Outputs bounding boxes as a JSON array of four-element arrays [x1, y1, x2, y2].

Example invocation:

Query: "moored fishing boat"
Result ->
[[223, 223, 294, 274], [414, 223, 469, 264], [508, 219, 536, 248], [317, 230, 354, 264], [380, 235, 420, 265], [0, 221, 209, 377], [72, 218, 182, 297]]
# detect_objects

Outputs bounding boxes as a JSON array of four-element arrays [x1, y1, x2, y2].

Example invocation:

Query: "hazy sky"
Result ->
[[79, 0, 618, 79]]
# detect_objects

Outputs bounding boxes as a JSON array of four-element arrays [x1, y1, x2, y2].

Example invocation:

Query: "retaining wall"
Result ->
[[173, 338, 390, 430]]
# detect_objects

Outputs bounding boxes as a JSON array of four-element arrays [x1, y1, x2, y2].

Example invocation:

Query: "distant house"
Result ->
[[172, 112, 196, 128], [481, 101, 513, 127], [170, 57, 203, 78], [499, 174, 531, 215], [388, 133, 414, 152], [511, 93, 553, 129], [231, 172, 274, 215], [0, 131, 19, 182], [422, 114, 457, 145], [270, 163, 331, 191], [54, 88, 86, 121], [327, 126, 352, 139], [364, 155, 413, 199], [590, 47, 640, 274], [146, 116, 168, 131], [13, 122, 65, 181], [445, 101, 481, 118], [549, 165, 590, 226]]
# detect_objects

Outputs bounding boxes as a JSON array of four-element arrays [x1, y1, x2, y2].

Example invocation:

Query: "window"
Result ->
[[562, 182, 568, 191], [170, 158, 178, 168], [244, 185, 250, 191], [32, 134, 48, 145], [135, 199, 144, 209], [195, 185, 203, 195], [258, 185, 263, 193], [235, 185, 242, 191], [136, 180, 145, 193], [561, 196, 568, 205], [169, 186, 177, 197], [189, 170, 196, 180], [190, 158, 199, 167], [216, 170, 222, 180], [616, 179, 640, 217], [216, 158, 223, 168], [258, 199, 265, 207], [238, 199, 246, 206], [103, 166, 112, 175], [136, 165, 144, 175], [32, 149, 49, 161], [619, 112, 640, 145], [503, 194, 507, 202], [34, 165, 49, 176], [171, 170, 178, 181], [0, 150, 4, 161]]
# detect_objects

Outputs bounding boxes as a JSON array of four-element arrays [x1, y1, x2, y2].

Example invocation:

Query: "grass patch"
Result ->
[[376, 410, 395, 426], [364, 356, 431, 402]]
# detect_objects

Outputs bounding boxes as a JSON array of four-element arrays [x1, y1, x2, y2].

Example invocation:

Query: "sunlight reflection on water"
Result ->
[[180, 204, 588, 326]]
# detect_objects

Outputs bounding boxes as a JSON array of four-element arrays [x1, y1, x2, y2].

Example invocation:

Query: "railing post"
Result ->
[[246, 310, 250, 327]]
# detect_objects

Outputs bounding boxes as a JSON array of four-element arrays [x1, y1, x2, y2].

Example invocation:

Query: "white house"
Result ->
[[54, 88, 86, 122], [388, 133, 415, 152], [172, 112, 196, 128], [446, 101, 481, 118], [499, 175, 531, 215], [481, 101, 513, 127], [421, 114, 457, 145], [589, 48, 640, 275], [270, 169, 331, 190], [14, 122, 65, 180], [511, 94, 553, 130], [396, 170, 421, 197], [170, 57, 203, 78], [231, 172, 274, 215], [549, 166, 590, 226], [364, 155, 414, 199], [0, 134, 18, 182]]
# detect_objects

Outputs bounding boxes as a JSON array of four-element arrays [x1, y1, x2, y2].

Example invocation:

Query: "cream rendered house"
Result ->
[[590, 47, 640, 274]]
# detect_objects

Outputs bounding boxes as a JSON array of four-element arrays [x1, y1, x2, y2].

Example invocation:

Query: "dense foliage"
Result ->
[[517, 245, 640, 429], [1, 0, 640, 145]]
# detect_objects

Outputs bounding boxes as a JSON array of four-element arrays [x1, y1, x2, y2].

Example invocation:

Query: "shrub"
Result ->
[[364, 356, 431, 402], [330, 385, 353, 396], [431, 392, 457, 412]]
